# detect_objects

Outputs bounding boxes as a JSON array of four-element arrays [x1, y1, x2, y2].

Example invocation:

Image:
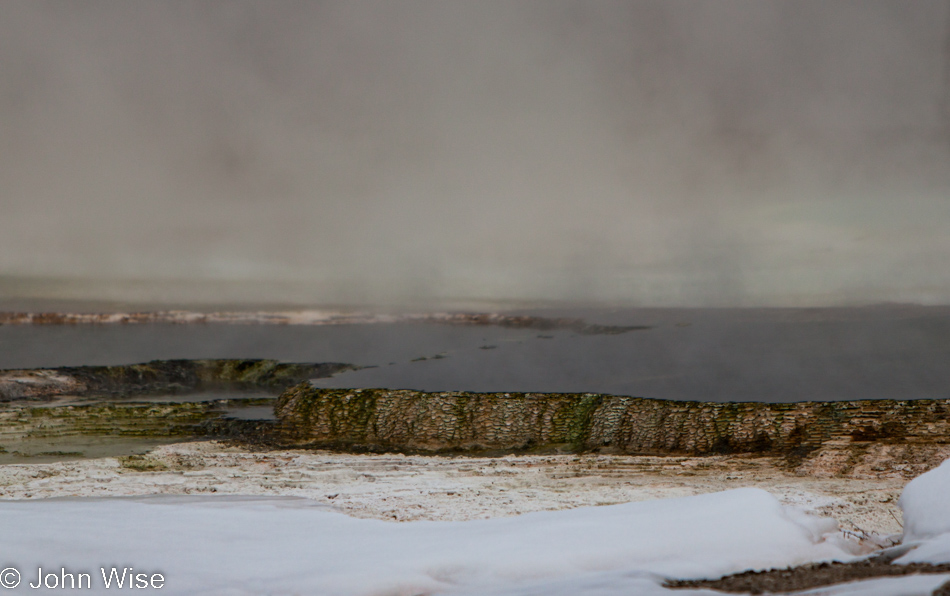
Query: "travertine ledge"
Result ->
[[275, 385, 950, 456]]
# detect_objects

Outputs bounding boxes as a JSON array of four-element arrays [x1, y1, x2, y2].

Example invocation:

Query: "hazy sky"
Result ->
[[2, 0, 950, 306]]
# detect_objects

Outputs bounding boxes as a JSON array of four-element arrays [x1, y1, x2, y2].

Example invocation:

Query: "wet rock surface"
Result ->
[[0, 359, 354, 401], [0, 359, 349, 462], [3, 358, 949, 476], [274, 386, 950, 464]]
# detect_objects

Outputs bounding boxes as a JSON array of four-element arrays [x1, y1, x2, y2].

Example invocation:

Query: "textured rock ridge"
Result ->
[[275, 385, 950, 456]]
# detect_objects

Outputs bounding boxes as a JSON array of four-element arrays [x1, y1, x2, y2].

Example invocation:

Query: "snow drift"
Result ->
[[896, 457, 950, 571], [0, 489, 851, 595], [0, 457, 948, 594]]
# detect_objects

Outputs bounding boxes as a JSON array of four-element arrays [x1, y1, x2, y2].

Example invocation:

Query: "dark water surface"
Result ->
[[2, 306, 950, 402]]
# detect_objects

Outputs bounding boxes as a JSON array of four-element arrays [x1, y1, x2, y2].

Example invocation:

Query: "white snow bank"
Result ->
[[795, 573, 950, 596], [900, 457, 950, 543], [895, 457, 950, 569], [896, 533, 950, 566], [0, 488, 853, 595]]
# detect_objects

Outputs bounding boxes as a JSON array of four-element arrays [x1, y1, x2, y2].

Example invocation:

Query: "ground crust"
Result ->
[[667, 557, 950, 594]]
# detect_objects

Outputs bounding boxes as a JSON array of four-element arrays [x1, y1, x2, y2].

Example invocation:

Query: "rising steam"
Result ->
[[2, 0, 950, 306]]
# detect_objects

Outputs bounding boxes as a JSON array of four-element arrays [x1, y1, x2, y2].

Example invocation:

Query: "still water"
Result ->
[[2, 306, 950, 403]]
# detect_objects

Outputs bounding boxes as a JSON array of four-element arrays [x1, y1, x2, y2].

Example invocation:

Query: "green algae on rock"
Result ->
[[274, 385, 950, 457], [0, 398, 272, 442], [0, 359, 353, 462], [0, 359, 355, 401]]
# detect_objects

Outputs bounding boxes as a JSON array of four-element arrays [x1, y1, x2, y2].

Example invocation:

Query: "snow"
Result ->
[[795, 573, 950, 596], [895, 454, 950, 570], [899, 457, 950, 543], [896, 533, 950, 566], [1, 450, 949, 594], [0, 488, 854, 595], [893, 457, 950, 570]]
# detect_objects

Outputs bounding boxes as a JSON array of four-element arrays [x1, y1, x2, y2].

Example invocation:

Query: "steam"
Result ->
[[2, 0, 950, 306]]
